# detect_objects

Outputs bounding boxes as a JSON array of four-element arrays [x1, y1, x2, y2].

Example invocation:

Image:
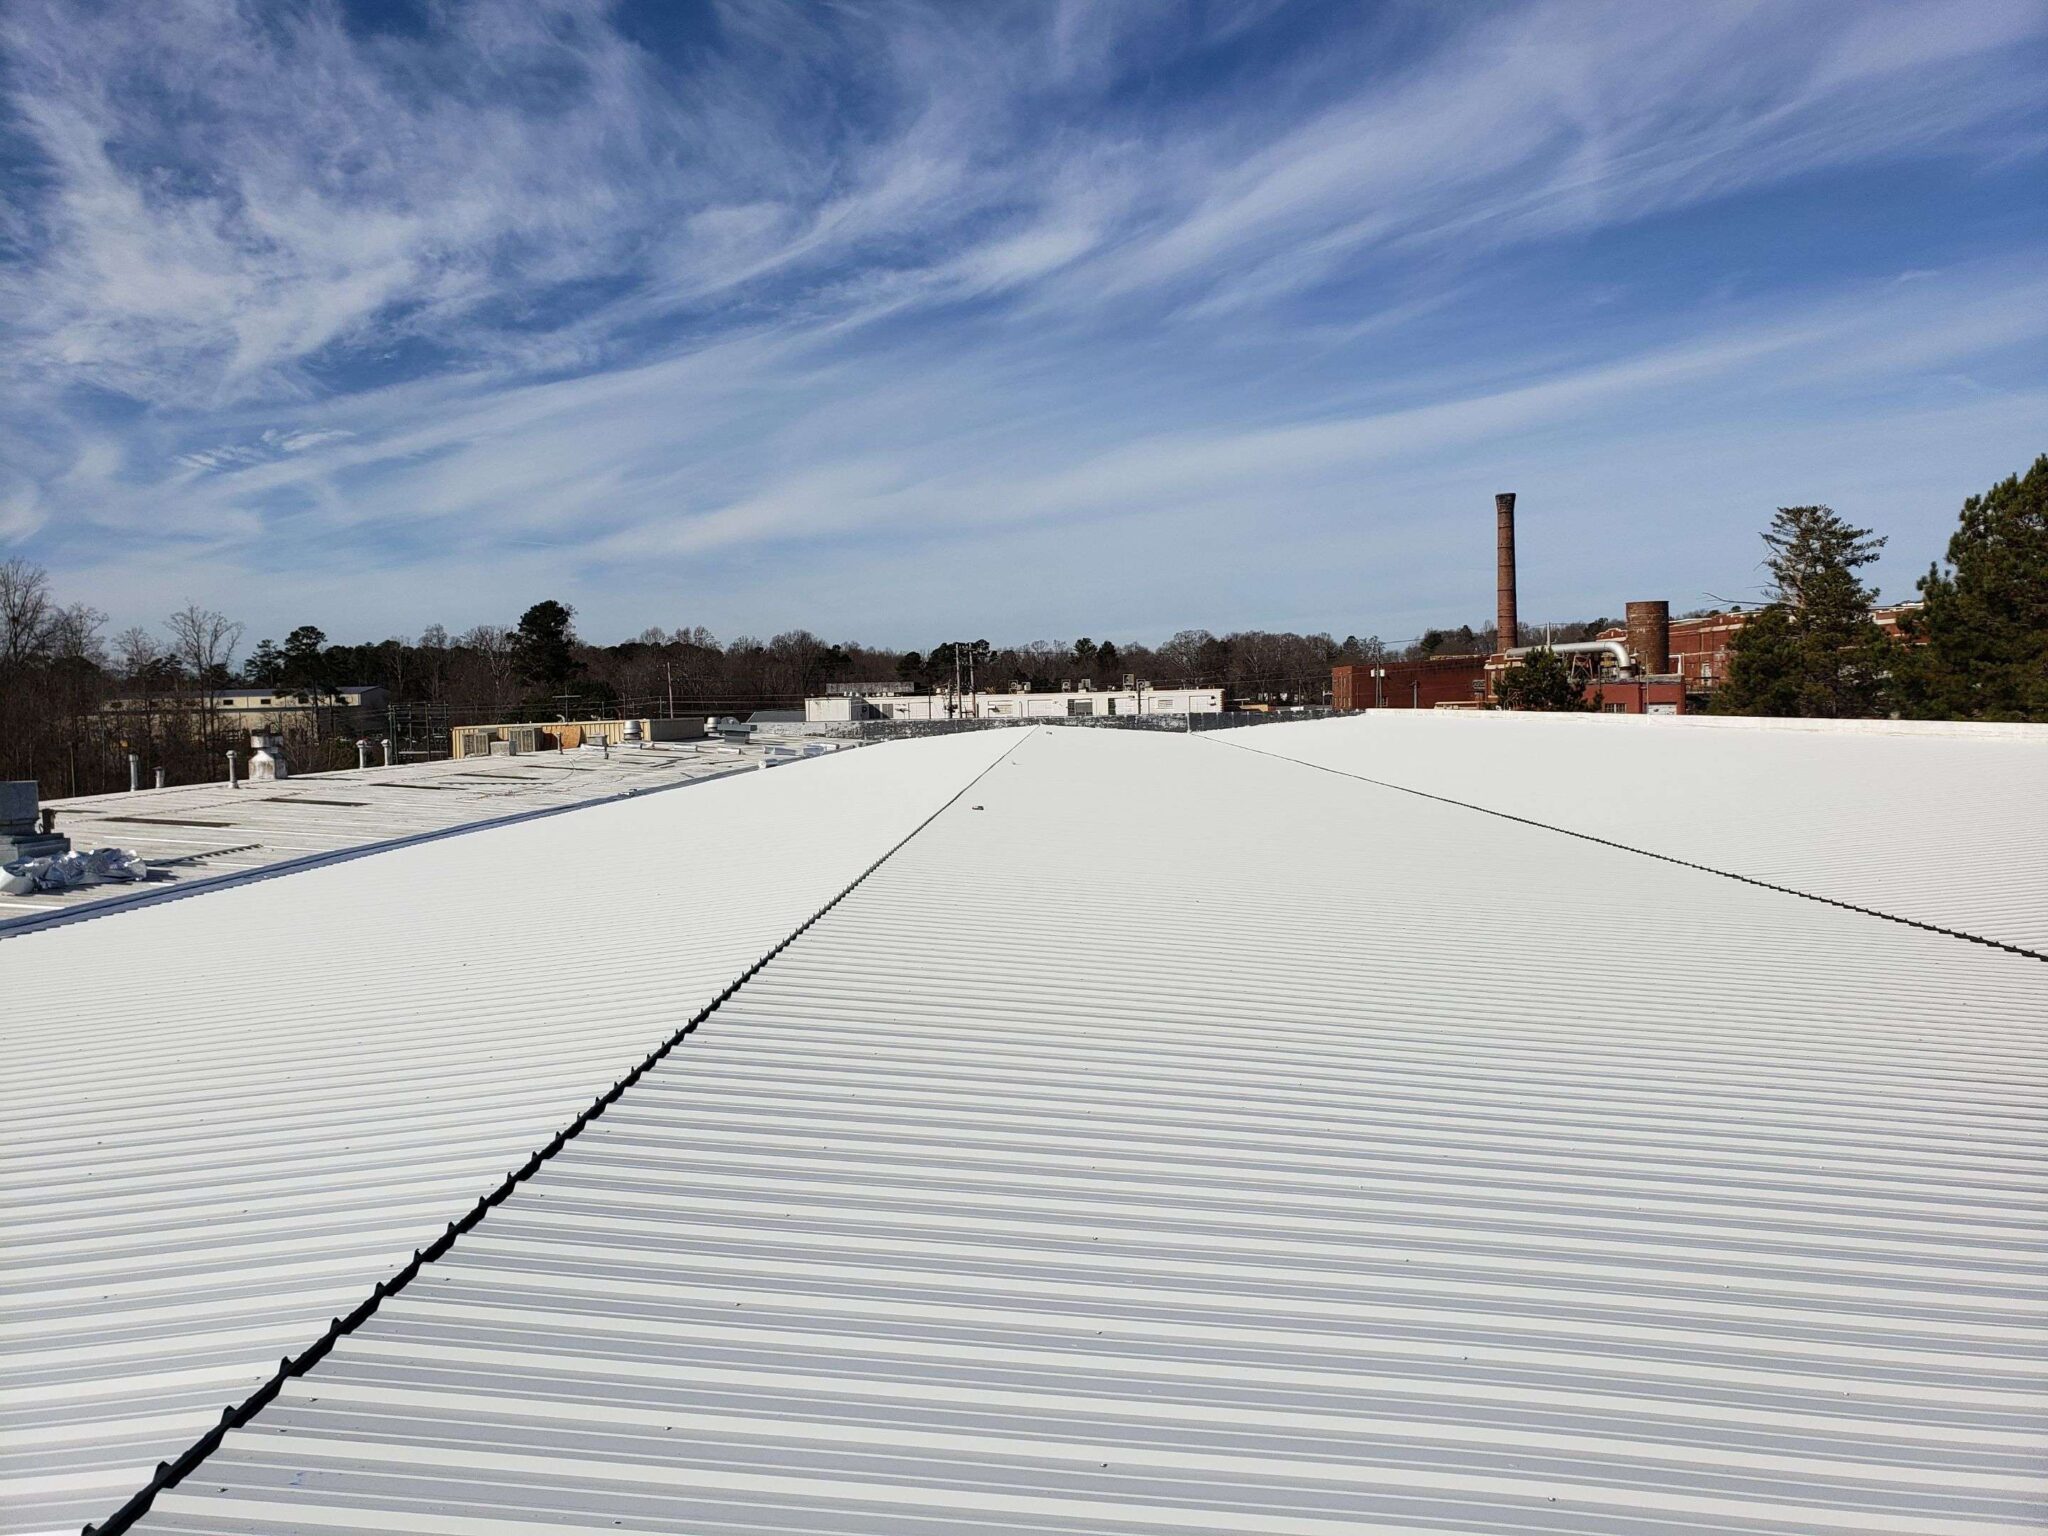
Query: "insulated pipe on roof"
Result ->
[[1505, 640, 1632, 668]]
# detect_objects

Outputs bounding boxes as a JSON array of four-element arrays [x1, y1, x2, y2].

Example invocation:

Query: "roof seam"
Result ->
[[1205, 735, 2048, 965], [76, 728, 1036, 1536]]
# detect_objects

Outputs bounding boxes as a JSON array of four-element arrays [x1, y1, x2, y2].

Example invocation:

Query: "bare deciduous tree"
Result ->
[[456, 624, 518, 707], [164, 602, 244, 682], [113, 627, 165, 683], [0, 557, 54, 668], [164, 602, 245, 750], [46, 604, 108, 664]]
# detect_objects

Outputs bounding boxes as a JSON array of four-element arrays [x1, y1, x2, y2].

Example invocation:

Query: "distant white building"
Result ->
[[101, 684, 389, 730], [806, 686, 1225, 723]]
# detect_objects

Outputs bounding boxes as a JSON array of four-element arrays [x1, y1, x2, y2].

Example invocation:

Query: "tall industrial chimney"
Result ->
[[1494, 493, 1518, 651], [1626, 600, 1670, 676]]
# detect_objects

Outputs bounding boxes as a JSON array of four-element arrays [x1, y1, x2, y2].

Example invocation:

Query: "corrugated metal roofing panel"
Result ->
[[0, 730, 1020, 1536], [1222, 712, 2048, 955], [127, 726, 2047, 1536]]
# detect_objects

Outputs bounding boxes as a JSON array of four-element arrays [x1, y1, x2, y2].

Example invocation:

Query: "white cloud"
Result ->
[[269, 429, 355, 453], [1, 0, 2043, 642]]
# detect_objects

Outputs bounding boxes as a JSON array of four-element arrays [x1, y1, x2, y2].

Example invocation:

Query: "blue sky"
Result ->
[[2, 0, 2044, 649]]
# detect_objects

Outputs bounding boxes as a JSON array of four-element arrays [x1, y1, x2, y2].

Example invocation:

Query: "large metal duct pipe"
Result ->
[[1495, 492, 1518, 650], [1506, 638, 1632, 666], [1626, 599, 1670, 676]]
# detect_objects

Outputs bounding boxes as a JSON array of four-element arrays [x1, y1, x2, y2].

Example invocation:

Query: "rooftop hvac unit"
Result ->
[[505, 725, 541, 755], [455, 728, 493, 760]]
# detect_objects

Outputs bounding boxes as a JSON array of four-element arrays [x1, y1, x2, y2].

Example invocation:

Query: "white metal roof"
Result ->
[[0, 731, 1019, 1536], [7, 744, 798, 929], [46, 722, 2042, 1536], [1223, 711, 2048, 956]]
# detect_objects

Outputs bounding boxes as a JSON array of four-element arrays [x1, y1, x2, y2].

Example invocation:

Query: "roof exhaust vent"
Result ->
[[1, 780, 69, 863]]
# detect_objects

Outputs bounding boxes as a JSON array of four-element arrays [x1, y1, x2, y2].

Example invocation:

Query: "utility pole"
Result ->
[[665, 661, 675, 720]]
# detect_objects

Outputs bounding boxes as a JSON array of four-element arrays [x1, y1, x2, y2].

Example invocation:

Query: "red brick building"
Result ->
[[1331, 656, 1489, 710], [1335, 603, 1924, 715], [1583, 677, 1689, 714], [1597, 602, 1923, 694]]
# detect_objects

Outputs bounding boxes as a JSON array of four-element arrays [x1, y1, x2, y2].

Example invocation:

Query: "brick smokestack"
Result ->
[[1626, 600, 1670, 676], [1495, 493, 1518, 651]]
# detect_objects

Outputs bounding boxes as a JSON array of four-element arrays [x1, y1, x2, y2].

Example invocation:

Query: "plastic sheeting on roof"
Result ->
[[126, 725, 2048, 1536], [0, 848, 148, 895]]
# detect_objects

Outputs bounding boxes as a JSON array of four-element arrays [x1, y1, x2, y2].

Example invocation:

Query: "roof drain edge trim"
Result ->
[[78, 726, 1036, 1536], [1207, 733, 2047, 965]]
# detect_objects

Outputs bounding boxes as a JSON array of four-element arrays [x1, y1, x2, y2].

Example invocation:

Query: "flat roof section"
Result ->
[[0, 730, 1023, 1536], [121, 726, 2048, 1536], [1226, 711, 2048, 956], [3, 744, 799, 930]]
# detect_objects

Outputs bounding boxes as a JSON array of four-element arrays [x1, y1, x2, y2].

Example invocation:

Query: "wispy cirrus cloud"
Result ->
[[2, 0, 2044, 644]]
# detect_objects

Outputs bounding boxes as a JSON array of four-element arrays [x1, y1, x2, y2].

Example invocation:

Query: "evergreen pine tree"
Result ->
[[1714, 505, 1894, 717], [244, 638, 285, 686], [1493, 647, 1594, 711], [512, 600, 582, 693], [1899, 455, 2048, 722]]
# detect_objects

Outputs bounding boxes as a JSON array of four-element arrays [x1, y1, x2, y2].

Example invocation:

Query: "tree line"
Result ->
[[0, 581, 1460, 796], [4, 452, 2039, 793], [1489, 454, 2047, 718], [1712, 455, 2047, 721]]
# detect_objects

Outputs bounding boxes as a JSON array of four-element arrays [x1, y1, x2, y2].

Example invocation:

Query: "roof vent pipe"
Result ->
[[1495, 493, 1518, 651]]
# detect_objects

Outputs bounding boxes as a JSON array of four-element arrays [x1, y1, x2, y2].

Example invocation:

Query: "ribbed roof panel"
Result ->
[[1, 731, 1020, 1536], [1222, 712, 2048, 954], [130, 726, 2048, 1536]]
